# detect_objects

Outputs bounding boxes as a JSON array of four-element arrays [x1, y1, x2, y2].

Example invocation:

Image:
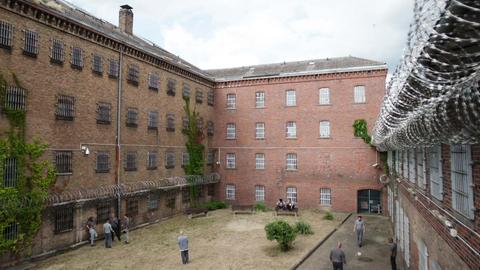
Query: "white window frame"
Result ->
[[429, 145, 443, 200], [255, 185, 265, 202], [255, 122, 265, 139], [286, 187, 297, 204], [226, 184, 235, 200], [319, 121, 330, 138], [286, 90, 296, 106], [286, 121, 297, 138], [226, 94, 236, 109], [450, 144, 474, 219], [354, 85, 366, 103], [226, 123, 236, 139], [319, 188, 331, 206], [319, 88, 330, 105], [255, 153, 265, 170], [255, 91, 265, 108], [226, 153, 236, 169], [286, 153, 297, 170]]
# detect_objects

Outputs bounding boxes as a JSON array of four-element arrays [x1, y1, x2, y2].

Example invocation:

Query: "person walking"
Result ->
[[389, 238, 397, 270], [110, 214, 121, 241], [103, 220, 113, 248], [178, 230, 189, 265], [329, 242, 346, 270], [86, 217, 97, 246], [123, 215, 130, 244], [353, 215, 366, 247]]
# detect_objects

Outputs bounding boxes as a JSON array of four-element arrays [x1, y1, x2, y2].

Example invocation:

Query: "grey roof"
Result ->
[[206, 56, 387, 81], [32, 0, 213, 80]]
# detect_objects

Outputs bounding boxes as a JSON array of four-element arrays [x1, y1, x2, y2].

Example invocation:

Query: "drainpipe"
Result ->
[[115, 45, 124, 219]]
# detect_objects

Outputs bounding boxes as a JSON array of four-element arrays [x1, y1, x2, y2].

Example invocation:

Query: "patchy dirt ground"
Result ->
[[33, 209, 346, 270]]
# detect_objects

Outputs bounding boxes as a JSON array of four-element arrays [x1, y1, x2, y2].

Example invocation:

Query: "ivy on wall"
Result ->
[[352, 119, 389, 175], [0, 72, 56, 255]]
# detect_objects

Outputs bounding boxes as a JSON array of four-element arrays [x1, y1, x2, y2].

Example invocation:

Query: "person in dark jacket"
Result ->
[[389, 238, 397, 270], [329, 242, 346, 270], [109, 213, 121, 241]]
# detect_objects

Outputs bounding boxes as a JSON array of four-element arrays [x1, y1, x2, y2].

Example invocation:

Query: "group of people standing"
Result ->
[[85, 214, 130, 248], [275, 198, 296, 211]]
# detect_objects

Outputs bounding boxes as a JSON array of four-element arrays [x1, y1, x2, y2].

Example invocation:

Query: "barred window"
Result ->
[[286, 153, 297, 170], [255, 185, 265, 202], [124, 152, 137, 171], [166, 113, 175, 132], [255, 91, 265, 108], [108, 59, 119, 78], [165, 151, 175, 169], [207, 151, 214, 165], [148, 193, 159, 210], [0, 21, 13, 49], [3, 222, 18, 241], [183, 83, 191, 98], [255, 122, 265, 139], [166, 190, 176, 208], [207, 89, 214, 106], [4, 86, 26, 111], [96, 201, 111, 223], [71, 47, 84, 69], [182, 152, 189, 168], [127, 64, 139, 86], [226, 123, 236, 139], [148, 72, 159, 91], [207, 121, 214, 136], [320, 188, 331, 206], [55, 95, 75, 121], [429, 145, 443, 200], [226, 94, 236, 109], [286, 187, 297, 204], [147, 151, 158, 170], [22, 30, 39, 57], [255, 153, 265, 170], [319, 88, 330, 105], [50, 39, 64, 64], [197, 117, 204, 130], [54, 207, 74, 234], [126, 198, 138, 217], [195, 89, 203, 103], [450, 144, 474, 219], [208, 184, 215, 196], [148, 111, 158, 130], [286, 121, 296, 138], [319, 121, 330, 138], [55, 151, 73, 174], [167, 79, 176, 96], [96, 152, 110, 173], [417, 147, 425, 189], [286, 90, 296, 106], [3, 157, 17, 188], [408, 149, 416, 183], [96, 102, 111, 124], [182, 116, 189, 131], [226, 184, 235, 200], [354, 85, 366, 103], [92, 54, 103, 75], [126, 108, 138, 127], [182, 188, 190, 204], [226, 153, 236, 169]]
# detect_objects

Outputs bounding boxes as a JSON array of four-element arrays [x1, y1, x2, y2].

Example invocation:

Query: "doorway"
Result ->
[[357, 189, 381, 214]]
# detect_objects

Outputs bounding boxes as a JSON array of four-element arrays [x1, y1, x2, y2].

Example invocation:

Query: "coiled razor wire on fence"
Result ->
[[44, 173, 220, 206], [372, 0, 480, 151]]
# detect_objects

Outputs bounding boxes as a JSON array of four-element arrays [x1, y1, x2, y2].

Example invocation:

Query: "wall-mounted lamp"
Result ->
[[81, 145, 90, 156]]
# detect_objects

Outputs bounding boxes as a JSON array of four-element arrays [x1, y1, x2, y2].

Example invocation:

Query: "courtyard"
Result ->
[[31, 209, 348, 270]]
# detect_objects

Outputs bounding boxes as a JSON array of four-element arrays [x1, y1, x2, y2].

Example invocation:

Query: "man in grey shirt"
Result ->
[[329, 242, 346, 270], [123, 215, 130, 244], [178, 230, 189, 264], [353, 215, 365, 247], [103, 220, 113, 248]]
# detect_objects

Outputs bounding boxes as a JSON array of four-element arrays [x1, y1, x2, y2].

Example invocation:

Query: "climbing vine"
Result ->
[[182, 96, 205, 206], [353, 119, 372, 145], [0, 72, 56, 256]]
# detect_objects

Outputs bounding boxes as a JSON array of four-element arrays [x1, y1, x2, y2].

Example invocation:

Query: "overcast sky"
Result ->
[[69, 0, 414, 74]]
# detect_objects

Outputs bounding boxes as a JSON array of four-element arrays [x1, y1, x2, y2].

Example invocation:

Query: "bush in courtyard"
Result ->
[[255, 202, 267, 212], [265, 220, 297, 251], [294, 221, 314, 235], [200, 200, 227, 210], [323, 211, 334, 220]]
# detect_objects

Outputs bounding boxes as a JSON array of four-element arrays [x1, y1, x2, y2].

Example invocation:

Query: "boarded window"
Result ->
[[96, 201, 111, 223], [126, 108, 138, 127], [0, 21, 13, 49], [22, 30, 39, 57], [148, 72, 160, 91], [50, 39, 64, 64], [167, 79, 176, 96], [55, 151, 73, 174], [207, 89, 214, 106], [4, 86, 26, 111], [165, 151, 175, 169], [148, 111, 158, 130], [195, 89, 203, 103], [71, 47, 84, 69], [183, 84, 191, 98], [166, 113, 175, 132], [124, 152, 137, 171], [108, 59, 119, 78], [55, 95, 75, 121], [92, 54, 103, 75], [207, 121, 214, 136], [127, 64, 139, 86], [96, 152, 110, 173], [147, 151, 158, 169], [54, 207, 74, 234], [96, 102, 111, 124], [3, 157, 17, 188]]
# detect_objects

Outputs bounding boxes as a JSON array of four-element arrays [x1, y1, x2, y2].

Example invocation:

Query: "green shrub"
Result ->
[[294, 221, 314, 235], [255, 202, 267, 212], [199, 200, 227, 210], [323, 211, 334, 220], [265, 220, 297, 251]]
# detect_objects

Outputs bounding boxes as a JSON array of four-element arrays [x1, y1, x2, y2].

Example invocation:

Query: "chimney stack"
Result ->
[[119, 5, 133, 35]]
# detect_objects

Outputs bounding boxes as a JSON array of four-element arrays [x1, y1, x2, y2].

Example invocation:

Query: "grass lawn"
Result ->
[[34, 209, 347, 270]]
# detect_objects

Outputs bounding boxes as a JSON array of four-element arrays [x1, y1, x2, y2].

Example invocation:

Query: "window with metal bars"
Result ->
[[354, 85, 366, 103], [195, 89, 203, 103], [126, 108, 138, 127], [148, 111, 158, 130], [182, 188, 190, 204], [22, 30, 38, 57], [55, 151, 73, 174], [429, 145, 443, 200], [319, 121, 330, 138], [50, 39, 64, 64], [148, 193, 159, 210], [182, 84, 191, 98], [320, 188, 331, 206], [286, 187, 297, 204], [4, 86, 26, 111], [207, 121, 214, 136], [96, 102, 111, 124], [255, 91, 265, 108], [54, 207, 74, 234], [319, 88, 330, 105], [182, 116, 189, 132], [208, 184, 215, 196], [226, 123, 236, 139], [226, 94, 236, 109], [256, 122, 265, 139], [181, 152, 189, 168], [127, 64, 139, 86], [166, 190, 176, 208], [0, 21, 13, 49], [417, 148, 425, 189], [124, 152, 137, 171], [96, 201, 111, 223], [207, 151, 214, 166], [286, 90, 296, 106], [70, 47, 83, 69], [226, 153, 236, 169], [3, 222, 18, 241], [286, 153, 297, 170], [165, 151, 175, 169], [408, 149, 416, 183], [147, 151, 158, 170], [92, 54, 103, 75], [255, 185, 265, 202], [197, 117, 204, 130], [450, 144, 474, 219], [3, 157, 17, 188], [148, 72, 159, 91], [126, 198, 138, 217], [55, 95, 75, 121], [167, 79, 176, 96], [226, 184, 235, 200], [96, 152, 110, 173], [207, 89, 214, 106], [255, 153, 265, 170], [166, 113, 175, 132], [108, 59, 119, 78], [286, 121, 296, 138]]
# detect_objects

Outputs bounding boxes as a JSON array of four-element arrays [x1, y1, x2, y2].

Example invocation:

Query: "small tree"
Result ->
[[265, 220, 297, 251]]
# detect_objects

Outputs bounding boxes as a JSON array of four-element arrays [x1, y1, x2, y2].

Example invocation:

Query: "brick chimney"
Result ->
[[119, 5, 133, 35]]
